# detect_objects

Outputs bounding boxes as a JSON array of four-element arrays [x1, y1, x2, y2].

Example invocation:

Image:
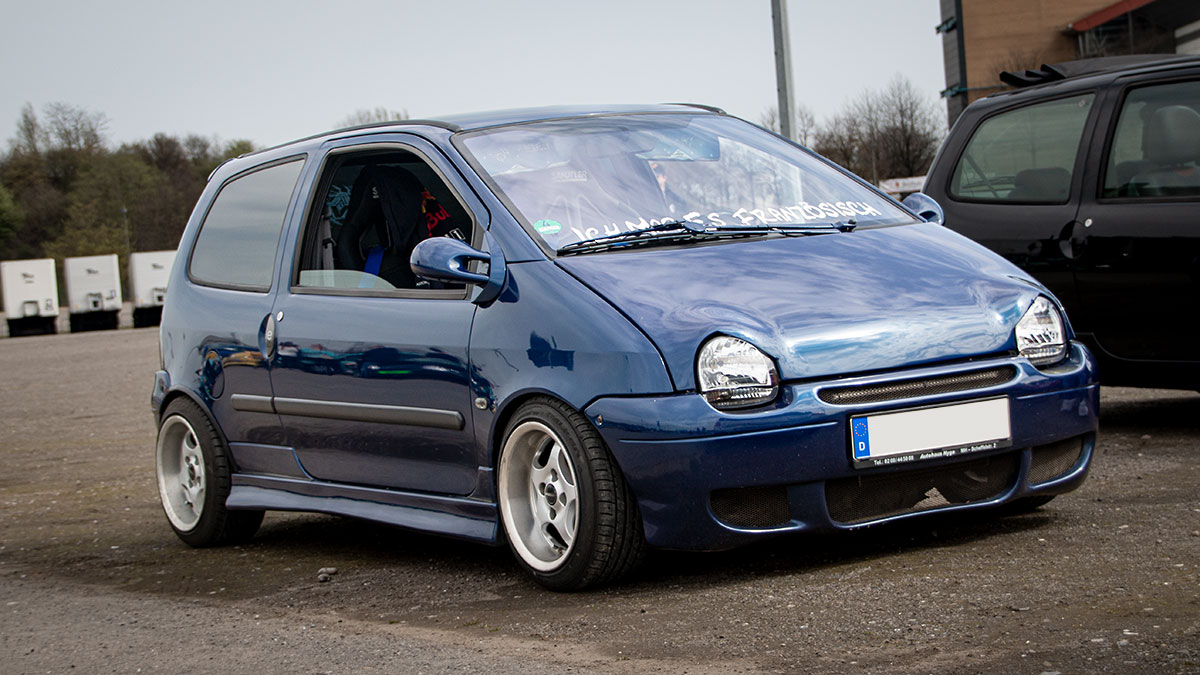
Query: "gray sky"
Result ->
[[1, 0, 946, 149]]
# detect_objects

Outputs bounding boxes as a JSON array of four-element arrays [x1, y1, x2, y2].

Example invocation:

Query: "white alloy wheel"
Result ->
[[156, 414, 206, 531], [498, 420, 580, 572]]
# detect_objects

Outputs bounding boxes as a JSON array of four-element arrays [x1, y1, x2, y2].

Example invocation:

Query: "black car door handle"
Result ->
[[1056, 219, 1089, 261]]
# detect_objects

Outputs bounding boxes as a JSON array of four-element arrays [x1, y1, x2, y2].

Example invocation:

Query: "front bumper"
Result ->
[[585, 342, 1098, 550]]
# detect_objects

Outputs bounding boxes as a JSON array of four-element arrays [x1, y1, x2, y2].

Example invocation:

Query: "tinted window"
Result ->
[[1103, 80, 1200, 198], [950, 95, 1094, 203], [189, 159, 304, 290]]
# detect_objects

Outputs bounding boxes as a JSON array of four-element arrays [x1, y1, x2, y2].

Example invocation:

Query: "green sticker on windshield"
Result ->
[[533, 219, 562, 235]]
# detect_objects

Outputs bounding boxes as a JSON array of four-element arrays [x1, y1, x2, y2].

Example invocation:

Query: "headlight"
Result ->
[[697, 336, 779, 409], [1015, 296, 1067, 366]]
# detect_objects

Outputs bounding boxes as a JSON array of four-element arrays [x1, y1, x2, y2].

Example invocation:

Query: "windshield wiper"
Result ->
[[555, 219, 850, 256], [708, 220, 857, 235], [556, 220, 715, 255]]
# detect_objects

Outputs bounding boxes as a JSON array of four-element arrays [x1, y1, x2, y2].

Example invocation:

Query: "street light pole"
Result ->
[[120, 205, 130, 257], [771, 0, 795, 141]]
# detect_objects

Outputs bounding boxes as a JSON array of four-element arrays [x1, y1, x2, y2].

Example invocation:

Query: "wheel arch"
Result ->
[[156, 385, 214, 425], [489, 389, 581, 470]]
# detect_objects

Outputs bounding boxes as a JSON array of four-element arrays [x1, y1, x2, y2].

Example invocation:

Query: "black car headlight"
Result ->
[[697, 336, 779, 410], [1015, 296, 1067, 366]]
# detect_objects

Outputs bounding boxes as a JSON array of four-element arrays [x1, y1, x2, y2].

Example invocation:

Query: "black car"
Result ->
[[924, 54, 1200, 389]]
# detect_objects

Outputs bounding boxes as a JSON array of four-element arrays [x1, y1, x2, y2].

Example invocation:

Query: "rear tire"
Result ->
[[497, 397, 645, 590], [155, 398, 263, 546]]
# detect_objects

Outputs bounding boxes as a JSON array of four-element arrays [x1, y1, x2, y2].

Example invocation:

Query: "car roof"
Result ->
[[435, 103, 725, 130], [210, 104, 726, 181], [975, 54, 1200, 109]]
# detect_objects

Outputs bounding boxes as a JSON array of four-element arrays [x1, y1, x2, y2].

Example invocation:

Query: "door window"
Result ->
[[294, 149, 472, 292], [950, 95, 1094, 203], [1102, 80, 1200, 198], [189, 159, 304, 290]]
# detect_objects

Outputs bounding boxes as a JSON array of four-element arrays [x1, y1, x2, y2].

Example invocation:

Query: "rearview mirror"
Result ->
[[410, 234, 507, 304], [901, 192, 945, 225]]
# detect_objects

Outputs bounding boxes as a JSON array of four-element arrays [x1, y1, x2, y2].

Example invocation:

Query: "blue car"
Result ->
[[153, 105, 1098, 590]]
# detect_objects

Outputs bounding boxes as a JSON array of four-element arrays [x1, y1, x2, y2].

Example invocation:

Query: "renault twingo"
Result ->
[[154, 105, 1097, 589]]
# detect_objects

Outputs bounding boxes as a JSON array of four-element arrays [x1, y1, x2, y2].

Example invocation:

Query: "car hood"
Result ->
[[555, 223, 1044, 391]]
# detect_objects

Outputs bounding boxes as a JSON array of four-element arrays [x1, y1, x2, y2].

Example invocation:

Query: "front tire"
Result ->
[[155, 398, 263, 546], [497, 398, 644, 590]]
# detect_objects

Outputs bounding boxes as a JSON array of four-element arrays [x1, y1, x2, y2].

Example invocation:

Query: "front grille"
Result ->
[[710, 485, 791, 529], [826, 454, 1018, 525], [1028, 436, 1085, 485], [818, 366, 1018, 406]]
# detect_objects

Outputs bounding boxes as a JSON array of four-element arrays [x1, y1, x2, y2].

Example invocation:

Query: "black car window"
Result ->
[[294, 149, 471, 293], [950, 94, 1094, 204], [1103, 80, 1200, 198], [189, 159, 305, 291]]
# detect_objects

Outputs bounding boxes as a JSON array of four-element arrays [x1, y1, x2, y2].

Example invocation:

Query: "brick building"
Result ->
[[938, 0, 1200, 125]]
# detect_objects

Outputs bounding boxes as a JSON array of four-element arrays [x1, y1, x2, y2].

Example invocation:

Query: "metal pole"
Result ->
[[121, 205, 130, 256], [771, 0, 795, 141]]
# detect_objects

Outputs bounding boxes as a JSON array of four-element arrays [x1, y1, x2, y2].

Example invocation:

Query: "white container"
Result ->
[[129, 250, 175, 327], [64, 254, 121, 332], [129, 250, 175, 309], [1, 258, 60, 335], [65, 254, 122, 313]]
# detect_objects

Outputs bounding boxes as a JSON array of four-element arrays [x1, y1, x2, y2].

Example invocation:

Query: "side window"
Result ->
[[950, 95, 1094, 203], [1103, 80, 1200, 198], [189, 159, 305, 290], [295, 149, 472, 292]]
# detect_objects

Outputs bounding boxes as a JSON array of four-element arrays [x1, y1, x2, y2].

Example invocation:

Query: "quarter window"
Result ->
[[1103, 80, 1200, 198], [189, 159, 305, 290], [950, 95, 1094, 203]]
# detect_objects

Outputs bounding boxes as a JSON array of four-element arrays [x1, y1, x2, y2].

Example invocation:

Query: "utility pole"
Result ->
[[771, 0, 795, 141]]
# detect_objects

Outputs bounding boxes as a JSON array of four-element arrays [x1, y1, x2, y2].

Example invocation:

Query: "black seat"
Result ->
[[1007, 167, 1070, 202], [1130, 106, 1200, 197], [334, 165, 426, 287]]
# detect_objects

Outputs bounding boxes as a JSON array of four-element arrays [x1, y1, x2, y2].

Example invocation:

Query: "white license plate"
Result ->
[[851, 397, 1011, 468]]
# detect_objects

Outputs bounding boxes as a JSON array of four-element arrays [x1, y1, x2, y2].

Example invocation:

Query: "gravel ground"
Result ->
[[0, 327, 1197, 673]]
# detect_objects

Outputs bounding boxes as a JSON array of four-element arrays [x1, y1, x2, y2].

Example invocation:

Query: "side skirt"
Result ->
[[228, 475, 498, 544]]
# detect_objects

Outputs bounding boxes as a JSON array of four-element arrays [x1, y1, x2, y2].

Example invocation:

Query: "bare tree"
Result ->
[[813, 110, 865, 176], [876, 75, 944, 179], [759, 103, 816, 146], [336, 107, 410, 128], [42, 103, 107, 153], [812, 75, 944, 182]]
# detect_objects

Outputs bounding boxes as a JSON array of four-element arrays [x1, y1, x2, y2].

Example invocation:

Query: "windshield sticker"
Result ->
[[562, 201, 884, 243], [551, 170, 589, 183], [534, 219, 563, 235]]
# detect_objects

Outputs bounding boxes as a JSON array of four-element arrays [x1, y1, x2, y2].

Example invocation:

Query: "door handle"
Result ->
[[1056, 219, 1089, 261], [262, 313, 277, 359]]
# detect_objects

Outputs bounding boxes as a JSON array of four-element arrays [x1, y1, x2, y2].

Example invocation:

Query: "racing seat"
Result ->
[[334, 165, 427, 288]]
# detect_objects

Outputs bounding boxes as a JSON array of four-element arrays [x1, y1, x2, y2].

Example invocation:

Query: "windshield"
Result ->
[[458, 113, 916, 251]]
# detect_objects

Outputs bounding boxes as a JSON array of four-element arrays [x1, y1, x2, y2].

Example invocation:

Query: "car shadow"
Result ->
[[629, 507, 1056, 592], [1099, 388, 1200, 434], [235, 502, 1059, 599]]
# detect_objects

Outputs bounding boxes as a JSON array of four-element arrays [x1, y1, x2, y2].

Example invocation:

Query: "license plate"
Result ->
[[851, 397, 1011, 468]]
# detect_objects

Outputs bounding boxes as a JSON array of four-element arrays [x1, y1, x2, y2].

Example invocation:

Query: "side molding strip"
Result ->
[[273, 396, 465, 430], [231, 394, 275, 413]]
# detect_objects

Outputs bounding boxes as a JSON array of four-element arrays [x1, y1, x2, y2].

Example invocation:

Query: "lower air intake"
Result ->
[[1028, 436, 1085, 485], [710, 485, 791, 529], [826, 454, 1018, 525]]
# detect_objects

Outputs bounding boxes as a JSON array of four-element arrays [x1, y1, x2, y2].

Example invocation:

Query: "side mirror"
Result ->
[[410, 233, 507, 304], [901, 192, 945, 225]]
